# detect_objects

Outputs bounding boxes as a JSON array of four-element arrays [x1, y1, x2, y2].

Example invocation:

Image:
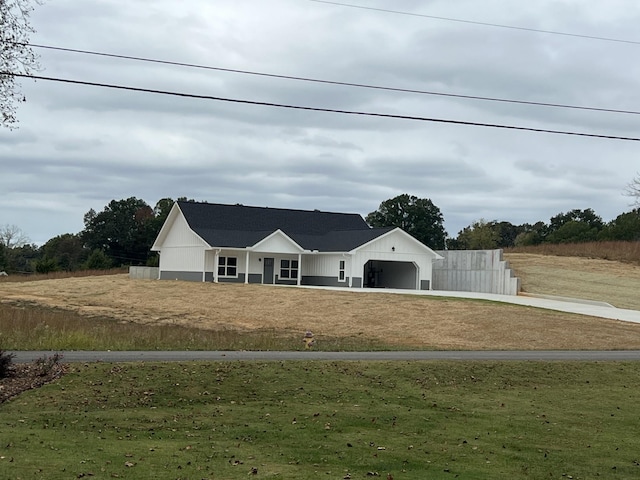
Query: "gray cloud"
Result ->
[[2, 0, 639, 245]]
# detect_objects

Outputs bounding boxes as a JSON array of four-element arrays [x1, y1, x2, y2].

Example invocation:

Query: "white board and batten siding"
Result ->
[[302, 253, 348, 279], [157, 213, 208, 272], [252, 230, 303, 254]]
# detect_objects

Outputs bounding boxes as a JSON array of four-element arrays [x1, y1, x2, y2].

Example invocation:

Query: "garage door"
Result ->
[[363, 260, 417, 289]]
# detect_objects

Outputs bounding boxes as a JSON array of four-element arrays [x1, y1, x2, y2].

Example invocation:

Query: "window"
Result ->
[[218, 256, 237, 277], [338, 260, 346, 281], [280, 259, 299, 279]]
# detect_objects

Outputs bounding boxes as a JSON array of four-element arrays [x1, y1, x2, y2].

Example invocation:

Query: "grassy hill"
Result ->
[[504, 251, 640, 310], [1, 246, 640, 351]]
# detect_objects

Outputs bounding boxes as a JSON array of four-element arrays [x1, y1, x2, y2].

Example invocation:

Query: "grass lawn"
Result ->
[[2, 361, 640, 479]]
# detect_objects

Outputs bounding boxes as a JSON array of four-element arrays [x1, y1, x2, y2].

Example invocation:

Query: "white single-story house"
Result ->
[[151, 201, 443, 290]]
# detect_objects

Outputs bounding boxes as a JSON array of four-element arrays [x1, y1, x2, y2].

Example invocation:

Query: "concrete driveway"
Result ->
[[300, 286, 640, 323]]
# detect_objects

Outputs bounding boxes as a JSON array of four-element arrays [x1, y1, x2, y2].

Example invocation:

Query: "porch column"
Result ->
[[297, 253, 302, 286], [213, 250, 220, 283], [202, 250, 206, 282], [245, 250, 250, 284]]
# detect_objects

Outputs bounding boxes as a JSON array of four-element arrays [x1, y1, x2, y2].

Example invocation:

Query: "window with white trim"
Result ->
[[218, 256, 237, 277], [338, 260, 346, 281], [280, 259, 299, 279]]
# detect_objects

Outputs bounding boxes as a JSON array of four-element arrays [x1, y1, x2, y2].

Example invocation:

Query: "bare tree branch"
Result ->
[[1, 0, 41, 129], [624, 173, 640, 207], [0, 224, 30, 248]]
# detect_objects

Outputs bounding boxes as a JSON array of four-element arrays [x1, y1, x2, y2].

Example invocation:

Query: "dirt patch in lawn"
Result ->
[[504, 253, 640, 310], [2, 271, 640, 350]]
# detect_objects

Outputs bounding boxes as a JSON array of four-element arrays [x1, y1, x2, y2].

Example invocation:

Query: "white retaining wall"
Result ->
[[129, 266, 159, 280], [432, 249, 520, 295]]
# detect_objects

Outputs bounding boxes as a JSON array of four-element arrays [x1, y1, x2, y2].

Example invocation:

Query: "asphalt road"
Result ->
[[10, 350, 640, 363]]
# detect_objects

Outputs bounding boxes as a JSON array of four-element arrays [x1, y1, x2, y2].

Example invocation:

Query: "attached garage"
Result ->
[[350, 229, 442, 291], [363, 260, 418, 289]]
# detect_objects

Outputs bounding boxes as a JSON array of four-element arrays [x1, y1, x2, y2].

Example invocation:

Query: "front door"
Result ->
[[263, 257, 274, 284]]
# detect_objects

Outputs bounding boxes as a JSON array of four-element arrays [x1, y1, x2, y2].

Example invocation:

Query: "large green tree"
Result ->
[[81, 197, 187, 267], [514, 222, 546, 247], [150, 197, 193, 235], [599, 209, 640, 241], [548, 208, 603, 232], [545, 209, 603, 244], [454, 220, 525, 250], [1, 0, 41, 128], [366, 194, 447, 249], [455, 219, 500, 250], [39, 233, 88, 271], [546, 220, 600, 244], [492, 221, 525, 248], [5, 242, 37, 273], [82, 197, 158, 266], [152, 197, 175, 227]]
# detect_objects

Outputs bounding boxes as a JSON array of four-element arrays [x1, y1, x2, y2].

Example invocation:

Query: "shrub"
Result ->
[[34, 353, 63, 377], [83, 249, 112, 270], [35, 256, 59, 274], [0, 349, 15, 378]]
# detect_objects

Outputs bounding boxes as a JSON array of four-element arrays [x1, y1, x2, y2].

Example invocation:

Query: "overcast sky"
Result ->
[[2, 0, 640, 245]]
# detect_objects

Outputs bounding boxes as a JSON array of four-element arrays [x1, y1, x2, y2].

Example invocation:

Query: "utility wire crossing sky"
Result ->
[[1, 0, 639, 245], [9, 72, 640, 142]]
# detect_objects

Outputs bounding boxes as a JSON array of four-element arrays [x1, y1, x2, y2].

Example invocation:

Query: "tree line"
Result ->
[[450, 208, 640, 250], [449, 172, 639, 249], [365, 194, 640, 250], [0, 192, 638, 275], [0, 197, 189, 274]]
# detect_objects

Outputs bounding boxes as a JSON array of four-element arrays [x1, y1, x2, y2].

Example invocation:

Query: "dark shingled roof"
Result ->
[[178, 201, 392, 251]]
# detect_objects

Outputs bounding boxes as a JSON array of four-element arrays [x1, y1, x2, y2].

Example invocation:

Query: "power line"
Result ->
[[21, 43, 640, 117], [9, 72, 640, 142], [308, 0, 640, 45]]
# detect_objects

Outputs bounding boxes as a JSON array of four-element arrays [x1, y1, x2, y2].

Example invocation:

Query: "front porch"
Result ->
[[205, 248, 304, 286]]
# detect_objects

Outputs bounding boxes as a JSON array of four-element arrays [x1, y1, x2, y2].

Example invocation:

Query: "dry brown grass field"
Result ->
[[507, 240, 640, 265], [503, 252, 640, 310], [1, 251, 640, 350]]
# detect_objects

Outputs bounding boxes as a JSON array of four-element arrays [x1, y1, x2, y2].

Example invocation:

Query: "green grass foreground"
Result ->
[[2, 361, 640, 479]]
